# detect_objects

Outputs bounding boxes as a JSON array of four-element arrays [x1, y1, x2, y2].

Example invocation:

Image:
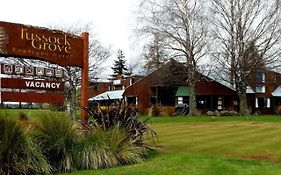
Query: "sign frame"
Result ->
[[0, 21, 89, 122]]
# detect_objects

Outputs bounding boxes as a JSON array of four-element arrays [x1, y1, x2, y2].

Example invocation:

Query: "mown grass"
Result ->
[[2, 109, 281, 174], [151, 121, 281, 161], [56, 152, 281, 175], [140, 115, 281, 123], [0, 109, 66, 118], [55, 115, 281, 175]]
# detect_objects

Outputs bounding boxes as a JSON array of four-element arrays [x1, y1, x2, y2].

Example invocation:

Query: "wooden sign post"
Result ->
[[81, 32, 89, 122]]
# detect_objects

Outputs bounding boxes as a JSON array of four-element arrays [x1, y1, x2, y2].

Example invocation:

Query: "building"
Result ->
[[88, 75, 143, 106], [89, 60, 281, 115], [246, 70, 281, 114], [124, 59, 239, 114]]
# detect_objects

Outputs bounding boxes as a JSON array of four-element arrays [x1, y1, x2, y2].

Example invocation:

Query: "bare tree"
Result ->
[[142, 33, 169, 73], [49, 22, 111, 118], [138, 0, 209, 115], [210, 0, 281, 114]]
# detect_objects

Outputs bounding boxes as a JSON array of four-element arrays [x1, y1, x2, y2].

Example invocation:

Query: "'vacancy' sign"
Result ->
[[1, 78, 64, 91]]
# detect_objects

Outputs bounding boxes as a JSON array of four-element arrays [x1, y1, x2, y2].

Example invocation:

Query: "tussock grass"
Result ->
[[34, 113, 77, 173], [0, 116, 51, 175], [75, 126, 144, 170]]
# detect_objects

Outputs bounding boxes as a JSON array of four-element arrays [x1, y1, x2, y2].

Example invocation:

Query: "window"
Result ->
[[256, 98, 271, 108], [256, 86, 265, 93], [197, 100, 207, 109], [275, 74, 278, 83], [113, 79, 122, 85], [129, 78, 134, 85], [199, 100, 206, 105], [178, 97, 183, 104], [217, 97, 223, 110], [108, 85, 114, 91], [256, 72, 265, 83], [151, 96, 160, 105]]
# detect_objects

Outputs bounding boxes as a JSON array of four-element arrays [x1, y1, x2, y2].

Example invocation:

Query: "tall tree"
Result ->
[[210, 0, 281, 114], [143, 33, 169, 73], [111, 49, 131, 79], [138, 0, 209, 115]]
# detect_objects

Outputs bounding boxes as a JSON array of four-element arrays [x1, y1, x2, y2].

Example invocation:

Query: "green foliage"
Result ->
[[138, 115, 281, 124], [57, 153, 281, 175], [0, 109, 66, 119], [74, 127, 118, 170], [34, 113, 77, 173], [87, 103, 157, 150], [0, 116, 51, 175], [111, 49, 131, 79], [58, 117, 281, 175], [0, 110, 151, 174], [48, 104, 66, 111], [107, 126, 144, 164], [75, 125, 144, 170]]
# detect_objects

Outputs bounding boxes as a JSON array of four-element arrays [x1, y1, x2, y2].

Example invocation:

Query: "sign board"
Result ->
[[1, 78, 64, 91], [1, 64, 64, 78], [0, 21, 84, 67], [0, 21, 89, 122], [1, 91, 64, 104]]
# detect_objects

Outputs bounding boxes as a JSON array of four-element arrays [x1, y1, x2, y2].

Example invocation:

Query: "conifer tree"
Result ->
[[111, 49, 131, 79]]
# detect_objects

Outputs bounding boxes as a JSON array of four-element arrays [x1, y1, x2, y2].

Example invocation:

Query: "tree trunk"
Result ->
[[238, 92, 248, 115], [188, 85, 198, 116], [67, 89, 77, 119]]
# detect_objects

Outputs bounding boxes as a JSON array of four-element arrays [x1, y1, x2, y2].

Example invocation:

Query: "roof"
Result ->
[[124, 59, 237, 97], [89, 90, 124, 101], [246, 86, 255, 94], [176, 86, 190, 96], [272, 86, 281, 97]]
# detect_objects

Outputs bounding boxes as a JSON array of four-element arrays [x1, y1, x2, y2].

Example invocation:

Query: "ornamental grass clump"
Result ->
[[87, 102, 156, 150], [0, 107, 155, 174], [74, 125, 145, 170], [106, 125, 144, 164], [0, 116, 51, 175], [33, 113, 78, 173], [74, 127, 118, 170]]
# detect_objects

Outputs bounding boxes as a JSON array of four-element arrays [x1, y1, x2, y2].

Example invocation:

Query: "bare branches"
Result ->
[[138, 0, 209, 69], [210, 0, 281, 114], [138, 0, 209, 115], [212, 0, 281, 79]]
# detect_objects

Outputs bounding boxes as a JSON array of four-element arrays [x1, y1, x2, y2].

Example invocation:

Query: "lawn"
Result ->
[[2, 109, 281, 174], [0, 109, 66, 118], [54, 115, 281, 175]]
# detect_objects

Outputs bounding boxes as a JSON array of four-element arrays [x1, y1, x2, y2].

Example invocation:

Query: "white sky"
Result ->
[[0, 0, 142, 78]]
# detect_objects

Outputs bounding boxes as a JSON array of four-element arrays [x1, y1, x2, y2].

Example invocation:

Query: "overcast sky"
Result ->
[[0, 0, 141, 77]]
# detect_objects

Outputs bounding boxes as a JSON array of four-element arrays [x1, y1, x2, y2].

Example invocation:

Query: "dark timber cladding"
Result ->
[[0, 21, 84, 67]]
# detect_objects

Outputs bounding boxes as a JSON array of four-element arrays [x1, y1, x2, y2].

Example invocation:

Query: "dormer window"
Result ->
[[256, 72, 265, 83]]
